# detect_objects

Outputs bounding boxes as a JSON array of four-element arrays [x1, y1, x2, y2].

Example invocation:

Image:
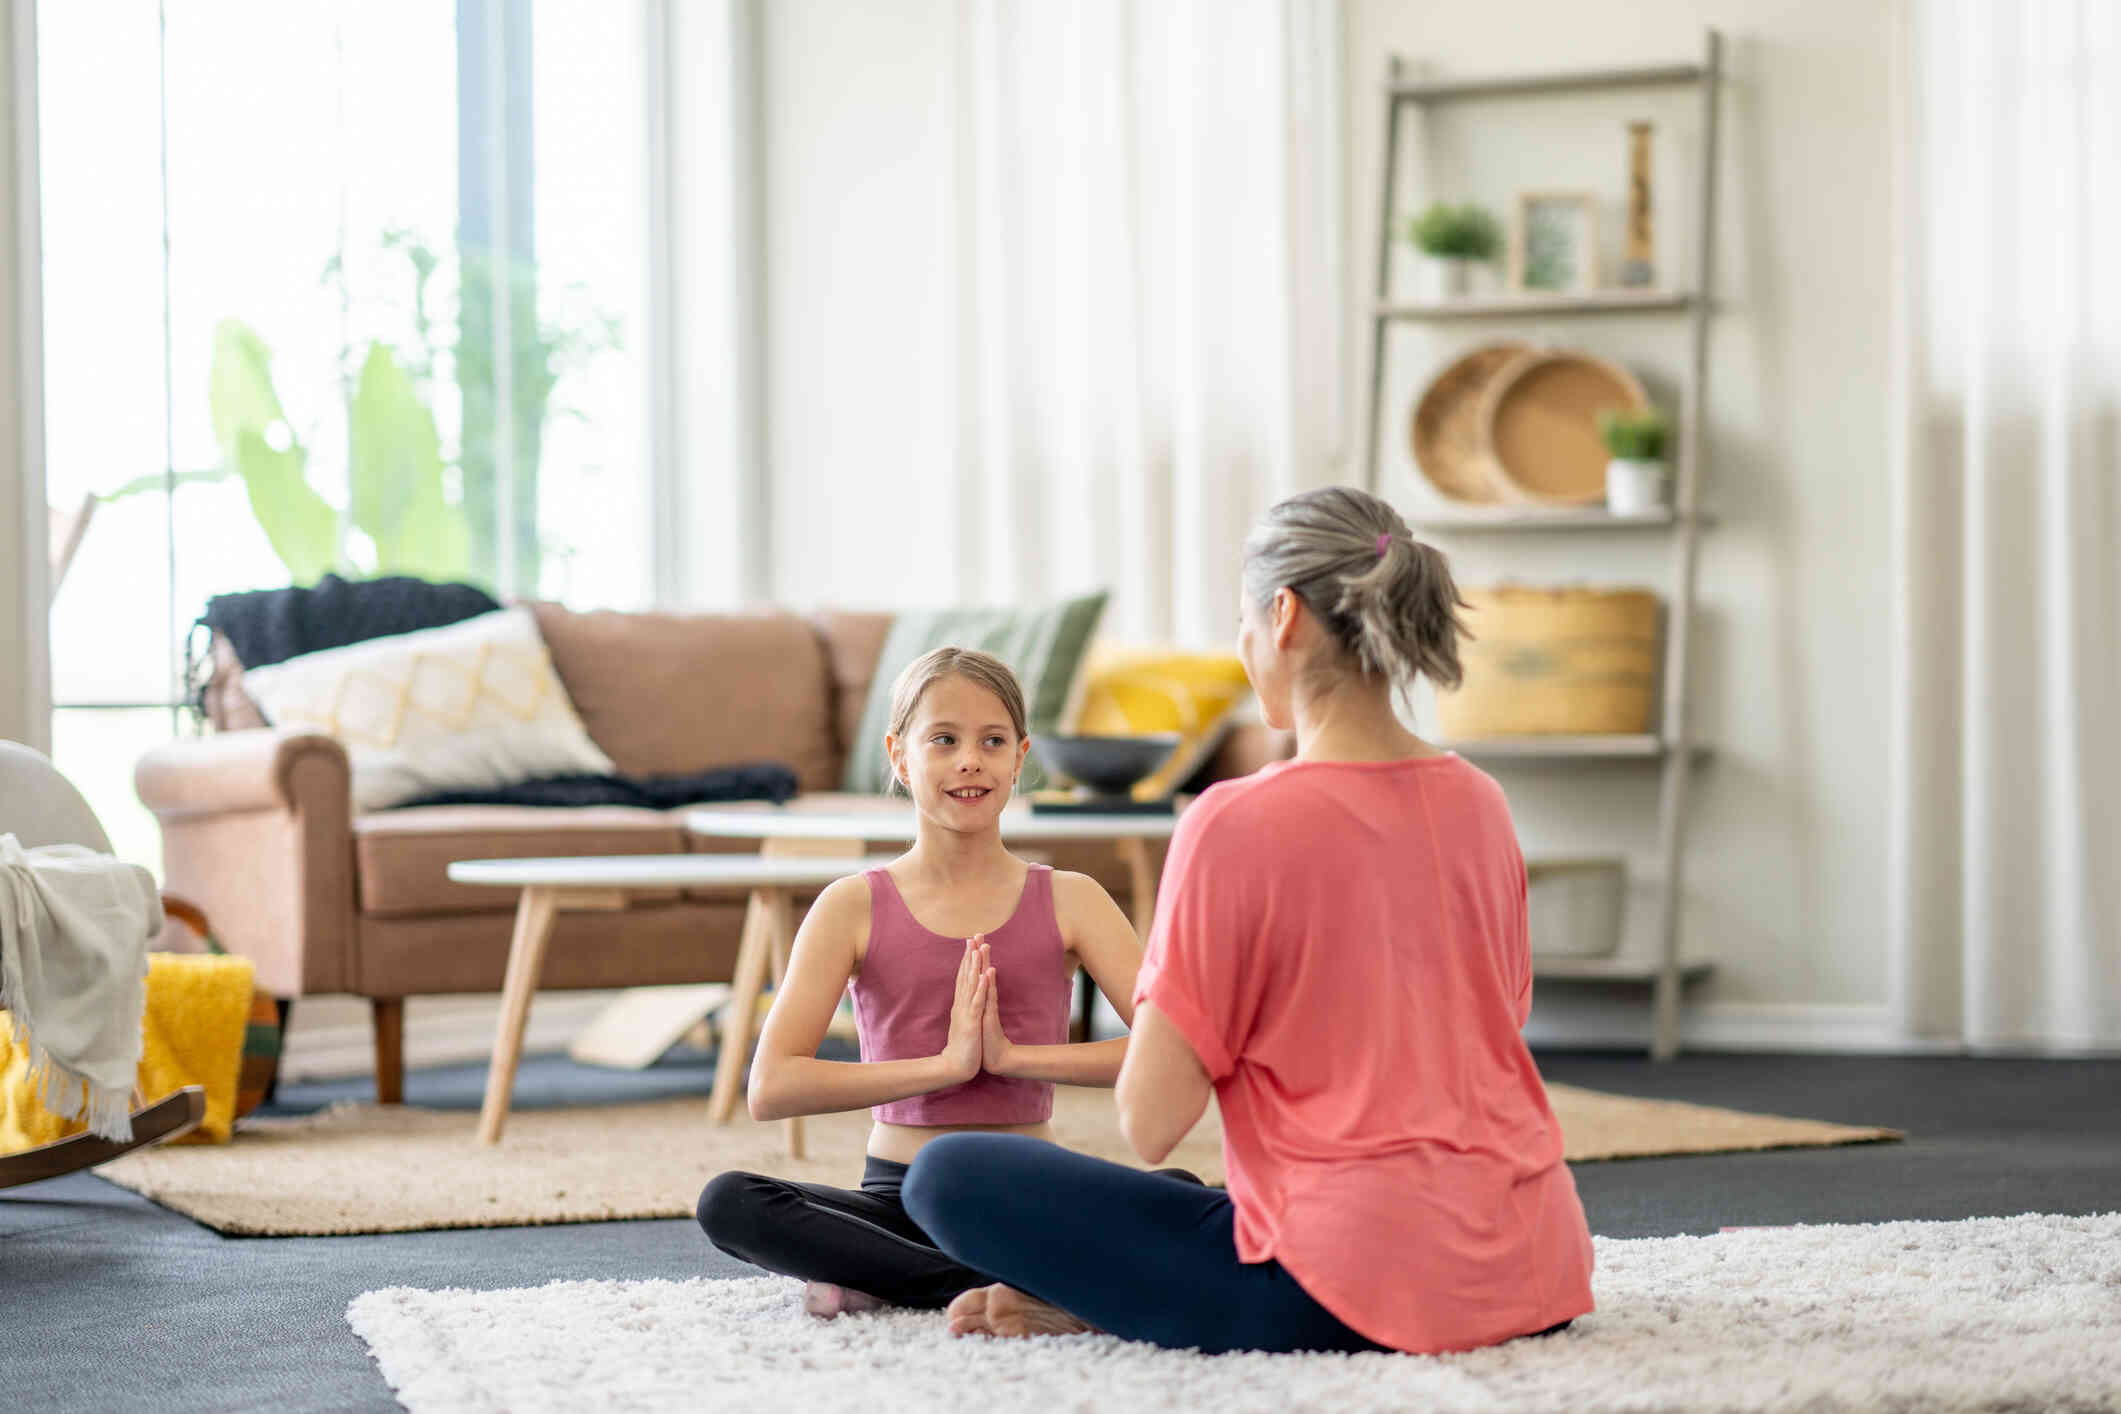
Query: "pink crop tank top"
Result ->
[[853, 863, 1072, 1126]]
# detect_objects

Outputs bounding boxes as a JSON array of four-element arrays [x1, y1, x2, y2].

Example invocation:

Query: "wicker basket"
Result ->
[[1437, 586, 1661, 738]]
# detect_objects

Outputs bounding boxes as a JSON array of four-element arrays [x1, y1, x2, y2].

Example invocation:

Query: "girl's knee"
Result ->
[[696, 1169, 766, 1245]]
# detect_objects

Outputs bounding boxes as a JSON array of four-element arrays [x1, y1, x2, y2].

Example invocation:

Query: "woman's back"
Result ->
[[1136, 751, 1592, 1352]]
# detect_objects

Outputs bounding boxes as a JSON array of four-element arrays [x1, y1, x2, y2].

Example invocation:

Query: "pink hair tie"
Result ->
[[1376, 533, 1392, 558]]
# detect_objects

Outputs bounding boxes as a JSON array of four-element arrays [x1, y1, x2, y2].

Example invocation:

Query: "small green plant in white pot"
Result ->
[[1407, 201, 1500, 299], [1597, 407, 1671, 514]]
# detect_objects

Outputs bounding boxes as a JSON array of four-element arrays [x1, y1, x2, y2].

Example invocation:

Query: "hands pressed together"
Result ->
[[940, 935, 1016, 1083]]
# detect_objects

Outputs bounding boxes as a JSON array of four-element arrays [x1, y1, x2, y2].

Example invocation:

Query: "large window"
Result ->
[[38, 2, 653, 868]]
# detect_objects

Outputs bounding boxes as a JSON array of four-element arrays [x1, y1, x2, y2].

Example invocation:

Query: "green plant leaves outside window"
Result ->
[[207, 318, 470, 587], [349, 343, 470, 579], [208, 320, 338, 585]]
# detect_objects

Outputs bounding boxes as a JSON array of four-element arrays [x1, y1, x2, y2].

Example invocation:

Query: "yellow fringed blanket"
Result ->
[[1, 951, 256, 1152]]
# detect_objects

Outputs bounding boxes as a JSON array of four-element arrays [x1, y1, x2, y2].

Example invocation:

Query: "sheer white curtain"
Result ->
[[947, 0, 1341, 645], [1889, 0, 2121, 1050]]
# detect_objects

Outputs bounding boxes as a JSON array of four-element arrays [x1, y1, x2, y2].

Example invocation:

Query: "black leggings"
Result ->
[[696, 1156, 991, 1309], [697, 1152, 1212, 1311]]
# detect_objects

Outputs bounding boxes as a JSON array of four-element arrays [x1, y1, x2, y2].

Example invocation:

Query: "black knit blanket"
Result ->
[[199, 573, 503, 671], [394, 762, 799, 811]]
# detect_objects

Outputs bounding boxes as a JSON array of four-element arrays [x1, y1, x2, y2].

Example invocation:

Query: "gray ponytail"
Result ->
[[1240, 486, 1471, 691]]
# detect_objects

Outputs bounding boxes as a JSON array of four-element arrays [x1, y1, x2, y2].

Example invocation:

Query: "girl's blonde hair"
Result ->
[[884, 646, 1030, 794], [1241, 485, 1471, 691]]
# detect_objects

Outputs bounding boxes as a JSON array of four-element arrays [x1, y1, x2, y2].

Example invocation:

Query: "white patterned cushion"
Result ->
[[239, 606, 618, 810]]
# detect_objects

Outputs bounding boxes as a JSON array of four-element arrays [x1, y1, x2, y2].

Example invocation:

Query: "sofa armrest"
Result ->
[[136, 728, 350, 817], [134, 730, 356, 996]]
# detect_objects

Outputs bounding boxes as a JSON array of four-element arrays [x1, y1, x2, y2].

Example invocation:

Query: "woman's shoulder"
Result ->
[[1179, 757, 1346, 827], [1186, 753, 1505, 838]]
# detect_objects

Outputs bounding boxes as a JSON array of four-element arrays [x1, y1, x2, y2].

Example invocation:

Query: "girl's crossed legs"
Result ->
[[902, 1133, 1386, 1355], [697, 1155, 990, 1311]]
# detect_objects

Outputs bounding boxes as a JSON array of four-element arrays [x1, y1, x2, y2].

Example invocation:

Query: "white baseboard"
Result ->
[[1522, 997, 1964, 1054], [279, 992, 627, 1082]]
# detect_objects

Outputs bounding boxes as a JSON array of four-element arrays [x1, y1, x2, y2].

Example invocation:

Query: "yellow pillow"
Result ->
[[1073, 647, 1253, 800]]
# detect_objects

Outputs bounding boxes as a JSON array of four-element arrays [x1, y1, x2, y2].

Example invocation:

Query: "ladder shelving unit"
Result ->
[[1364, 31, 1724, 1060]]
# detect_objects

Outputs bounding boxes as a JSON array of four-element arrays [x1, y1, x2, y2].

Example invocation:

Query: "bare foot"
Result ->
[[946, 1283, 1095, 1338], [803, 1281, 887, 1319]]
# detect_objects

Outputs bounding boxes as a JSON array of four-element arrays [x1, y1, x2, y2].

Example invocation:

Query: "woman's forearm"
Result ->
[[990, 1036, 1129, 1087], [750, 1053, 966, 1121]]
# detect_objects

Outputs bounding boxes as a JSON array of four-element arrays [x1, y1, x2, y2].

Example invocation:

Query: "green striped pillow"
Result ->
[[840, 590, 1109, 794]]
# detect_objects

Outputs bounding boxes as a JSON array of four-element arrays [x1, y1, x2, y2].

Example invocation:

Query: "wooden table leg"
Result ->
[[706, 838, 860, 1140], [478, 887, 561, 1144], [1080, 836, 1164, 1043], [1117, 837, 1161, 939], [709, 889, 774, 1124]]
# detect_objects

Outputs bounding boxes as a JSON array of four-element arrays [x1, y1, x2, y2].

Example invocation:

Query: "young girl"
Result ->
[[696, 646, 1151, 1317]]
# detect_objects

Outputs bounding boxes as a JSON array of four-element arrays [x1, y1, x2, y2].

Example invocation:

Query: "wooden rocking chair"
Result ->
[[0, 739, 205, 1190]]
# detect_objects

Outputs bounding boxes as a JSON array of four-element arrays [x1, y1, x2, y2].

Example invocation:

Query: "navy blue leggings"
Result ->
[[902, 1133, 1387, 1355]]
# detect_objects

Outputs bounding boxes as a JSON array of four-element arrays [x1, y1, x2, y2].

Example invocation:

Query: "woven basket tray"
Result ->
[[1408, 342, 1530, 503], [1477, 350, 1649, 506]]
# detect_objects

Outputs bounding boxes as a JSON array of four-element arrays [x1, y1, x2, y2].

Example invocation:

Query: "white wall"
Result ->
[[1345, 2, 1899, 1039], [0, 0, 50, 752]]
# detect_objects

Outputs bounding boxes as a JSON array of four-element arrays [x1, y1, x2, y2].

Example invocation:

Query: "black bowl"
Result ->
[[1031, 733, 1183, 797]]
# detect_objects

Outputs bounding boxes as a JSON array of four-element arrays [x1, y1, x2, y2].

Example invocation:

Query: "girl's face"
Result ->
[[886, 674, 1031, 828]]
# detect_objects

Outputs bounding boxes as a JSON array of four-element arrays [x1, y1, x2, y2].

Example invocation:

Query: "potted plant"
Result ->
[[1406, 201, 1500, 299], [1596, 407, 1672, 514]]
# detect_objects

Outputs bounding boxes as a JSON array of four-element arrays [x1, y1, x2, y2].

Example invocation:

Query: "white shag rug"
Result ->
[[347, 1212, 2121, 1413]]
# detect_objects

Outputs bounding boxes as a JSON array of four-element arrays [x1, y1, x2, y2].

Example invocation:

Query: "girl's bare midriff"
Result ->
[[868, 1117, 1055, 1165]]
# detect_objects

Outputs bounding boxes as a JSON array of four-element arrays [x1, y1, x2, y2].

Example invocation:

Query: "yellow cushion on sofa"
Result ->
[[1074, 648, 1253, 800]]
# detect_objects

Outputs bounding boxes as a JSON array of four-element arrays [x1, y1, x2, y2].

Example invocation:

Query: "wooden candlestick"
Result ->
[[1621, 121, 1655, 287]]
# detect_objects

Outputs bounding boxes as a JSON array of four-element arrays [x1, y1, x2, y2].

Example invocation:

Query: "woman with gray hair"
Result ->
[[904, 485, 1593, 1355]]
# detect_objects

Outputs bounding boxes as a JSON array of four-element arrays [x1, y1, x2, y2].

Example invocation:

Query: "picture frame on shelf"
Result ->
[[1510, 191, 1599, 294]]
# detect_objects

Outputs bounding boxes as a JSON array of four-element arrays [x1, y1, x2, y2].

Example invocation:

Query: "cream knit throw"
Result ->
[[0, 834, 159, 1140]]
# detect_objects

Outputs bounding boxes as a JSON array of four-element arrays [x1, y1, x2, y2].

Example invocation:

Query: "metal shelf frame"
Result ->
[[1364, 31, 1725, 1059], [1444, 735, 1715, 764], [1407, 507, 1716, 532], [1391, 63, 1707, 105], [1376, 289, 1696, 321]]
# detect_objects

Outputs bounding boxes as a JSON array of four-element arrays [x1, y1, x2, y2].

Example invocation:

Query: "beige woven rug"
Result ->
[[95, 1083, 1899, 1237]]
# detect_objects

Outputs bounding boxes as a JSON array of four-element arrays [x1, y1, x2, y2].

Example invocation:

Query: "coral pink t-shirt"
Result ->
[[1133, 754, 1594, 1354]]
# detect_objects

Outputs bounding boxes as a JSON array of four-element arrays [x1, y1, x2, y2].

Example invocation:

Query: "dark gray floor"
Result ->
[[3, 1048, 2116, 1413]]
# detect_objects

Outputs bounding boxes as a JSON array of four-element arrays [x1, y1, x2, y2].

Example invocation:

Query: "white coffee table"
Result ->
[[447, 852, 897, 1153], [685, 796, 1183, 1054]]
